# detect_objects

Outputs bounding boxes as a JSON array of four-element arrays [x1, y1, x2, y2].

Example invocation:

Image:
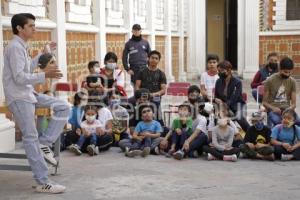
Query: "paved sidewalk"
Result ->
[[1, 79, 300, 200]]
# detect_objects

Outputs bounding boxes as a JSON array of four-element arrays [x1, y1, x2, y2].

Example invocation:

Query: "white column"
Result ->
[[187, 0, 206, 80], [241, 0, 260, 79], [147, 0, 156, 49], [178, 0, 187, 81], [165, 0, 175, 82], [0, 2, 4, 103], [124, 0, 134, 40], [49, 0, 68, 82], [0, 0, 15, 153], [94, 0, 107, 64]]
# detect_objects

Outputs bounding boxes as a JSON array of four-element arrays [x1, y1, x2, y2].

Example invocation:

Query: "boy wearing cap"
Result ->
[[240, 112, 275, 160], [122, 24, 151, 85]]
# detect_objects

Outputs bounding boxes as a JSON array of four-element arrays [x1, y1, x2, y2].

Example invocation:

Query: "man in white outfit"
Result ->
[[2, 13, 70, 194]]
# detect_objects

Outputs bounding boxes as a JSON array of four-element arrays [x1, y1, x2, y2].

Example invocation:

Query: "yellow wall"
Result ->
[[207, 0, 225, 60]]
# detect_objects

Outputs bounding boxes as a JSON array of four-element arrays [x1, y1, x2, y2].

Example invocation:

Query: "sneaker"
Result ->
[[281, 154, 293, 161], [87, 144, 98, 156], [125, 149, 142, 158], [69, 144, 82, 156], [173, 150, 185, 160], [40, 144, 57, 166], [223, 154, 238, 162], [154, 146, 160, 155], [141, 147, 151, 157], [35, 183, 66, 194], [192, 150, 199, 158], [207, 153, 217, 161]]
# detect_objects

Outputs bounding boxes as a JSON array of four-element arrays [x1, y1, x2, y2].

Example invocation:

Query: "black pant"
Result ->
[[203, 145, 240, 159], [240, 144, 274, 159], [273, 145, 300, 160], [97, 134, 114, 152]]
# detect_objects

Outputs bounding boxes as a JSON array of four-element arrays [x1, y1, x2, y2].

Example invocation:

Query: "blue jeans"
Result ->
[[77, 133, 97, 148]]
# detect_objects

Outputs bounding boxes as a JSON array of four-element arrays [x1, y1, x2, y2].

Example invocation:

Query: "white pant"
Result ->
[[8, 93, 70, 185]]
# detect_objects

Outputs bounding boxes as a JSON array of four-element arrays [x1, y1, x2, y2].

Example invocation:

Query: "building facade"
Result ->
[[1, 0, 299, 152]]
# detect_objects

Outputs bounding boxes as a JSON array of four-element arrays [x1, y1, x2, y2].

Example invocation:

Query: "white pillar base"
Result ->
[[0, 114, 15, 153], [243, 69, 257, 79]]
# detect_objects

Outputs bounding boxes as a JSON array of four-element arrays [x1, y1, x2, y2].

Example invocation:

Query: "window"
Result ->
[[286, 0, 300, 20]]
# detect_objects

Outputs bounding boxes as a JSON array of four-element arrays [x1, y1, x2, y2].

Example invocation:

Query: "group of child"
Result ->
[[62, 51, 300, 163]]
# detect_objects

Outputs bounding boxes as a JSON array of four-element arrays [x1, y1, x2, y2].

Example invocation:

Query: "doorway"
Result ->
[[207, 0, 238, 70]]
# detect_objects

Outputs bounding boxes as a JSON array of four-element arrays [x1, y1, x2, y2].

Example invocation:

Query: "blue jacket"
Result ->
[[215, 76, 245, 113], [122, 37, 151, 71]]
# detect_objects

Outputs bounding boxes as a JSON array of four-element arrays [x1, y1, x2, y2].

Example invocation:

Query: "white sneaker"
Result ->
[[40, 144, 57, 166], [207, 153, 217, 161], [69, 144, 82, 156], [223, 154, 238, 162], [141, 147, 151, 157], [87, 144, 98, 156], [281, 154, 293, 161], [173, 150, 185, 160], [35, 183, 66, 194]]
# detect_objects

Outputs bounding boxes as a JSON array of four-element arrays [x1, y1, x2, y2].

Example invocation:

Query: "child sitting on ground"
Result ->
[[69, 105, 102, 156], [240, 112, 274, 160], [125, 104, 162, 158], [203, 114, 240, 162], [108, 92, 130, 146], [168, 103, 193, 159]]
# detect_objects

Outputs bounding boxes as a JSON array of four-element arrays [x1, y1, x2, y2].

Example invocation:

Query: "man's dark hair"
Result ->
[[88, 61, 99, 71], [282, 108, 297, 120], [280, 57, 294, 70], [217, 60, 232, 70], [188, 85, 200, 95], [139, 104, 154, 116], [207, 54, 219, 63], [267, 52, 279, 60], [11, 13, 36, 35], [178, 103, 192, 113], [38, 53, 54, 69], [132, 24, 142, 30], [104, 52, 118, 64], [73, 91, 87, 106], [134, 88, 150, 100], [148, 50, 161, 60]]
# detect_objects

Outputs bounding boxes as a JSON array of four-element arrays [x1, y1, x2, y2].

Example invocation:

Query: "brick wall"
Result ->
[[184, 37, 188, 72], [66, 32, 96, 85], [171, 37, 179, 81], [259, 35, 300, 75], [155, 36, 166, 72], [106, 34, 126, 68]]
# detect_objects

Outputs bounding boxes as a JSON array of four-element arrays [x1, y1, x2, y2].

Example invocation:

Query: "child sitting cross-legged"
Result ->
[[168, 103, 193, 159], [69, 105, 103, 156], [203, 115, 240, 162], [125, 104, 162, 158]]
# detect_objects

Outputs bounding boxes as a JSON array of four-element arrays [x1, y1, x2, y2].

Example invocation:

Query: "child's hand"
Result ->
[[76, 128, 81, 136], [183, 141, 190, 151], [83, 131, 91, 137], [160, 139, 168, 150], [141, 131, 152, 138], [176, 128, 182, 135]]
